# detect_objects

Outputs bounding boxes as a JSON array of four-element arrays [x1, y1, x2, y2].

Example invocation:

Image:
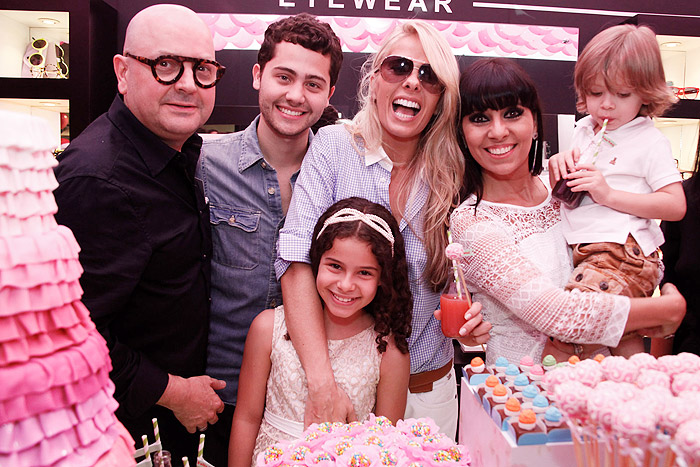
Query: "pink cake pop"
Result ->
[[635, 369, 671, 390], [587, 385, 624, 431], [674, 352, 700, 374], [671, 373, 700, 396], [612, 400, 657, 464], [572, 358, 603, 387], [554, 381, 590, 423], [674, 420, 700, 465], [657, 354, 687, 376], [600, 356, 638, 383], [657, 396, 691, 435], [628, 352, 658, 371], [541, 365, 575, 398]]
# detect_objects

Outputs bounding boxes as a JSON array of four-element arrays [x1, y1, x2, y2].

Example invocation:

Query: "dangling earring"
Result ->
[[530, 136, 538, 172]]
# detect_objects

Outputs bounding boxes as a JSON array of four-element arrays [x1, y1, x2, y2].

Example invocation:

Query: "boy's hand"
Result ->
[[565, 162, 612, 205], [548, 148, 580, 185]]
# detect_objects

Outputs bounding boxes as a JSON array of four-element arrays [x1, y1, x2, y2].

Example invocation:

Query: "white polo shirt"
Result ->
[[561, 115, 682, 256]]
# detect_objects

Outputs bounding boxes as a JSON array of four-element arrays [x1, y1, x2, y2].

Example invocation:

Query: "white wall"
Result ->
[[658, 122, 699, 173], [557, 114, 576, 153], [0, 13, 30, 77]]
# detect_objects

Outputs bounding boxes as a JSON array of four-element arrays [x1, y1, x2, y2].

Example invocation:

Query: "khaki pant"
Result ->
[[547, 235, 661, 359], [565, 234, 661, 298]]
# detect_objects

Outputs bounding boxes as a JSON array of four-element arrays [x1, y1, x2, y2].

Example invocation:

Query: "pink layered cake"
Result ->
[[0, 110, 135, 466], [256, 415, 471, 466]]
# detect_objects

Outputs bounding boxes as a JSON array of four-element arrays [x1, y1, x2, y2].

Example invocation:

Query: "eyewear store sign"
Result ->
[[200, 12, 579, 61], [277, 0, 453, 13]]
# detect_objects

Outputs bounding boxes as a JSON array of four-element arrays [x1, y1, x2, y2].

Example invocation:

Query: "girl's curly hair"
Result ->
[[310, 197, 412, 354]]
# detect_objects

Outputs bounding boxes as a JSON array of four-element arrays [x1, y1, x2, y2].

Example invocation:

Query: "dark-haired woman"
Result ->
[[449, 57, 685, 365]]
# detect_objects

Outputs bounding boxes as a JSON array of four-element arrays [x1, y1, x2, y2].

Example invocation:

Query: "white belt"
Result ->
[[263, 409, 304, 439]]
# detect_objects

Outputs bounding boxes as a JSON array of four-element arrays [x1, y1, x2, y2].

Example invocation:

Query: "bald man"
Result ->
[[54, 5, 226, 460]]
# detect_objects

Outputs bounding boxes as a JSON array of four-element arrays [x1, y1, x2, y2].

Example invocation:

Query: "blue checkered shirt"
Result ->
[[275, 124, 453, 374]]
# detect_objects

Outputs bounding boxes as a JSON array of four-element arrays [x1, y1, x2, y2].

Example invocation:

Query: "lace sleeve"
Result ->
[[450, 205, 629, 347]]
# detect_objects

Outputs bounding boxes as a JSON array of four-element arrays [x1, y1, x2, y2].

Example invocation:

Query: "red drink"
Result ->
[[440, 293, 471, 338]]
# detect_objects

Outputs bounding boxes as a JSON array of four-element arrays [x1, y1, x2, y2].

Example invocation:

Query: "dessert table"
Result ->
[[458, 376, 598, 467]]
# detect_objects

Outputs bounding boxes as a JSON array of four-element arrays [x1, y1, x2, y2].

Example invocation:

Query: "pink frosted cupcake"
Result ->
[[529, 364, 544, 383], [519, 356, 534, 375]]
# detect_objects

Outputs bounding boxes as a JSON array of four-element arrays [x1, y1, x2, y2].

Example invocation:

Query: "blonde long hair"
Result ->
[[349, 21, 462, 291]]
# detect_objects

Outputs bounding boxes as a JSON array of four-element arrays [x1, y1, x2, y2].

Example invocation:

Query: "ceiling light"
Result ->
[[38, 17, 60, 25], [40, 102, 59, 107], [661, 41, 682, 48]]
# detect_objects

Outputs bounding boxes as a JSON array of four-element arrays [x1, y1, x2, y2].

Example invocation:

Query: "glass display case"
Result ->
[[640, 13, 700, 175], [0, 0, 116, 142], [0, 10, 69, 79], [655, 31, 700, 175]]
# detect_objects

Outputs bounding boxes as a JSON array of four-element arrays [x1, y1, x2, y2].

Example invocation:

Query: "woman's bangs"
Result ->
[[461, 71, 533, 114]]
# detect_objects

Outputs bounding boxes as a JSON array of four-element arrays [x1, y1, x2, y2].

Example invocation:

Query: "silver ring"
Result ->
[[664, 334, 675, 340], [197, 426, 207, 432]]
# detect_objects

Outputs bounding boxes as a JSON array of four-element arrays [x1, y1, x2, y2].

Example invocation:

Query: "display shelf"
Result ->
[[0, 0, 117, 140]]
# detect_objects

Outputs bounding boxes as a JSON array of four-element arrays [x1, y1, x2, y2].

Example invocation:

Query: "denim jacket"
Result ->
[[197, 116, 306, 404]]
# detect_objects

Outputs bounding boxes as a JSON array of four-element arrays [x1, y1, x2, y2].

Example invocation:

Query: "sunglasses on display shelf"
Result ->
[[125, 53, 226, 88], [377, 55, 445, 94], [26, 38, 48, 68], [55, 43, 69, 78], [671, 86, 699, 100]]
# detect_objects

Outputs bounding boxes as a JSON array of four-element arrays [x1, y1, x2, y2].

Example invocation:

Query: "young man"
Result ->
[[54, 5, 226, 462], [197, 14, 343, 464]]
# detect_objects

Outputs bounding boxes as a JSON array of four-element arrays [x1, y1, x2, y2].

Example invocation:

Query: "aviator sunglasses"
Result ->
[[378, 55, 444, 94]]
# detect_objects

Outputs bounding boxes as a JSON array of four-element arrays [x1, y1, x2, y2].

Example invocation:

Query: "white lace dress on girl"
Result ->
[[252, 306, 381, 463]]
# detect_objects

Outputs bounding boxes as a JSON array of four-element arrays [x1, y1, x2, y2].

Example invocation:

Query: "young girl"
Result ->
[[229, 197, 412, 467], [549, 24, 686, 358]]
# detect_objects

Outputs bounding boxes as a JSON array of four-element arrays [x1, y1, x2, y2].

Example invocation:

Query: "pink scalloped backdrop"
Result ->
[[199, 13, 578, 61]]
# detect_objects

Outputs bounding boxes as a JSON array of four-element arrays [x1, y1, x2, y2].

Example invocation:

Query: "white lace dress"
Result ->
[[450, 190, 630, 366], [251, 306, 382, 462]]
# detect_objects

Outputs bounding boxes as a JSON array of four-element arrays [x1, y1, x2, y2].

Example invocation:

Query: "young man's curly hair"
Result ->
[[310, 197, 413, 354], [257, 13, 343, 87]]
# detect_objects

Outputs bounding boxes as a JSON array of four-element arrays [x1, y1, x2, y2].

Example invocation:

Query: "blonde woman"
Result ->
[[275, 20, 491, 440]]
